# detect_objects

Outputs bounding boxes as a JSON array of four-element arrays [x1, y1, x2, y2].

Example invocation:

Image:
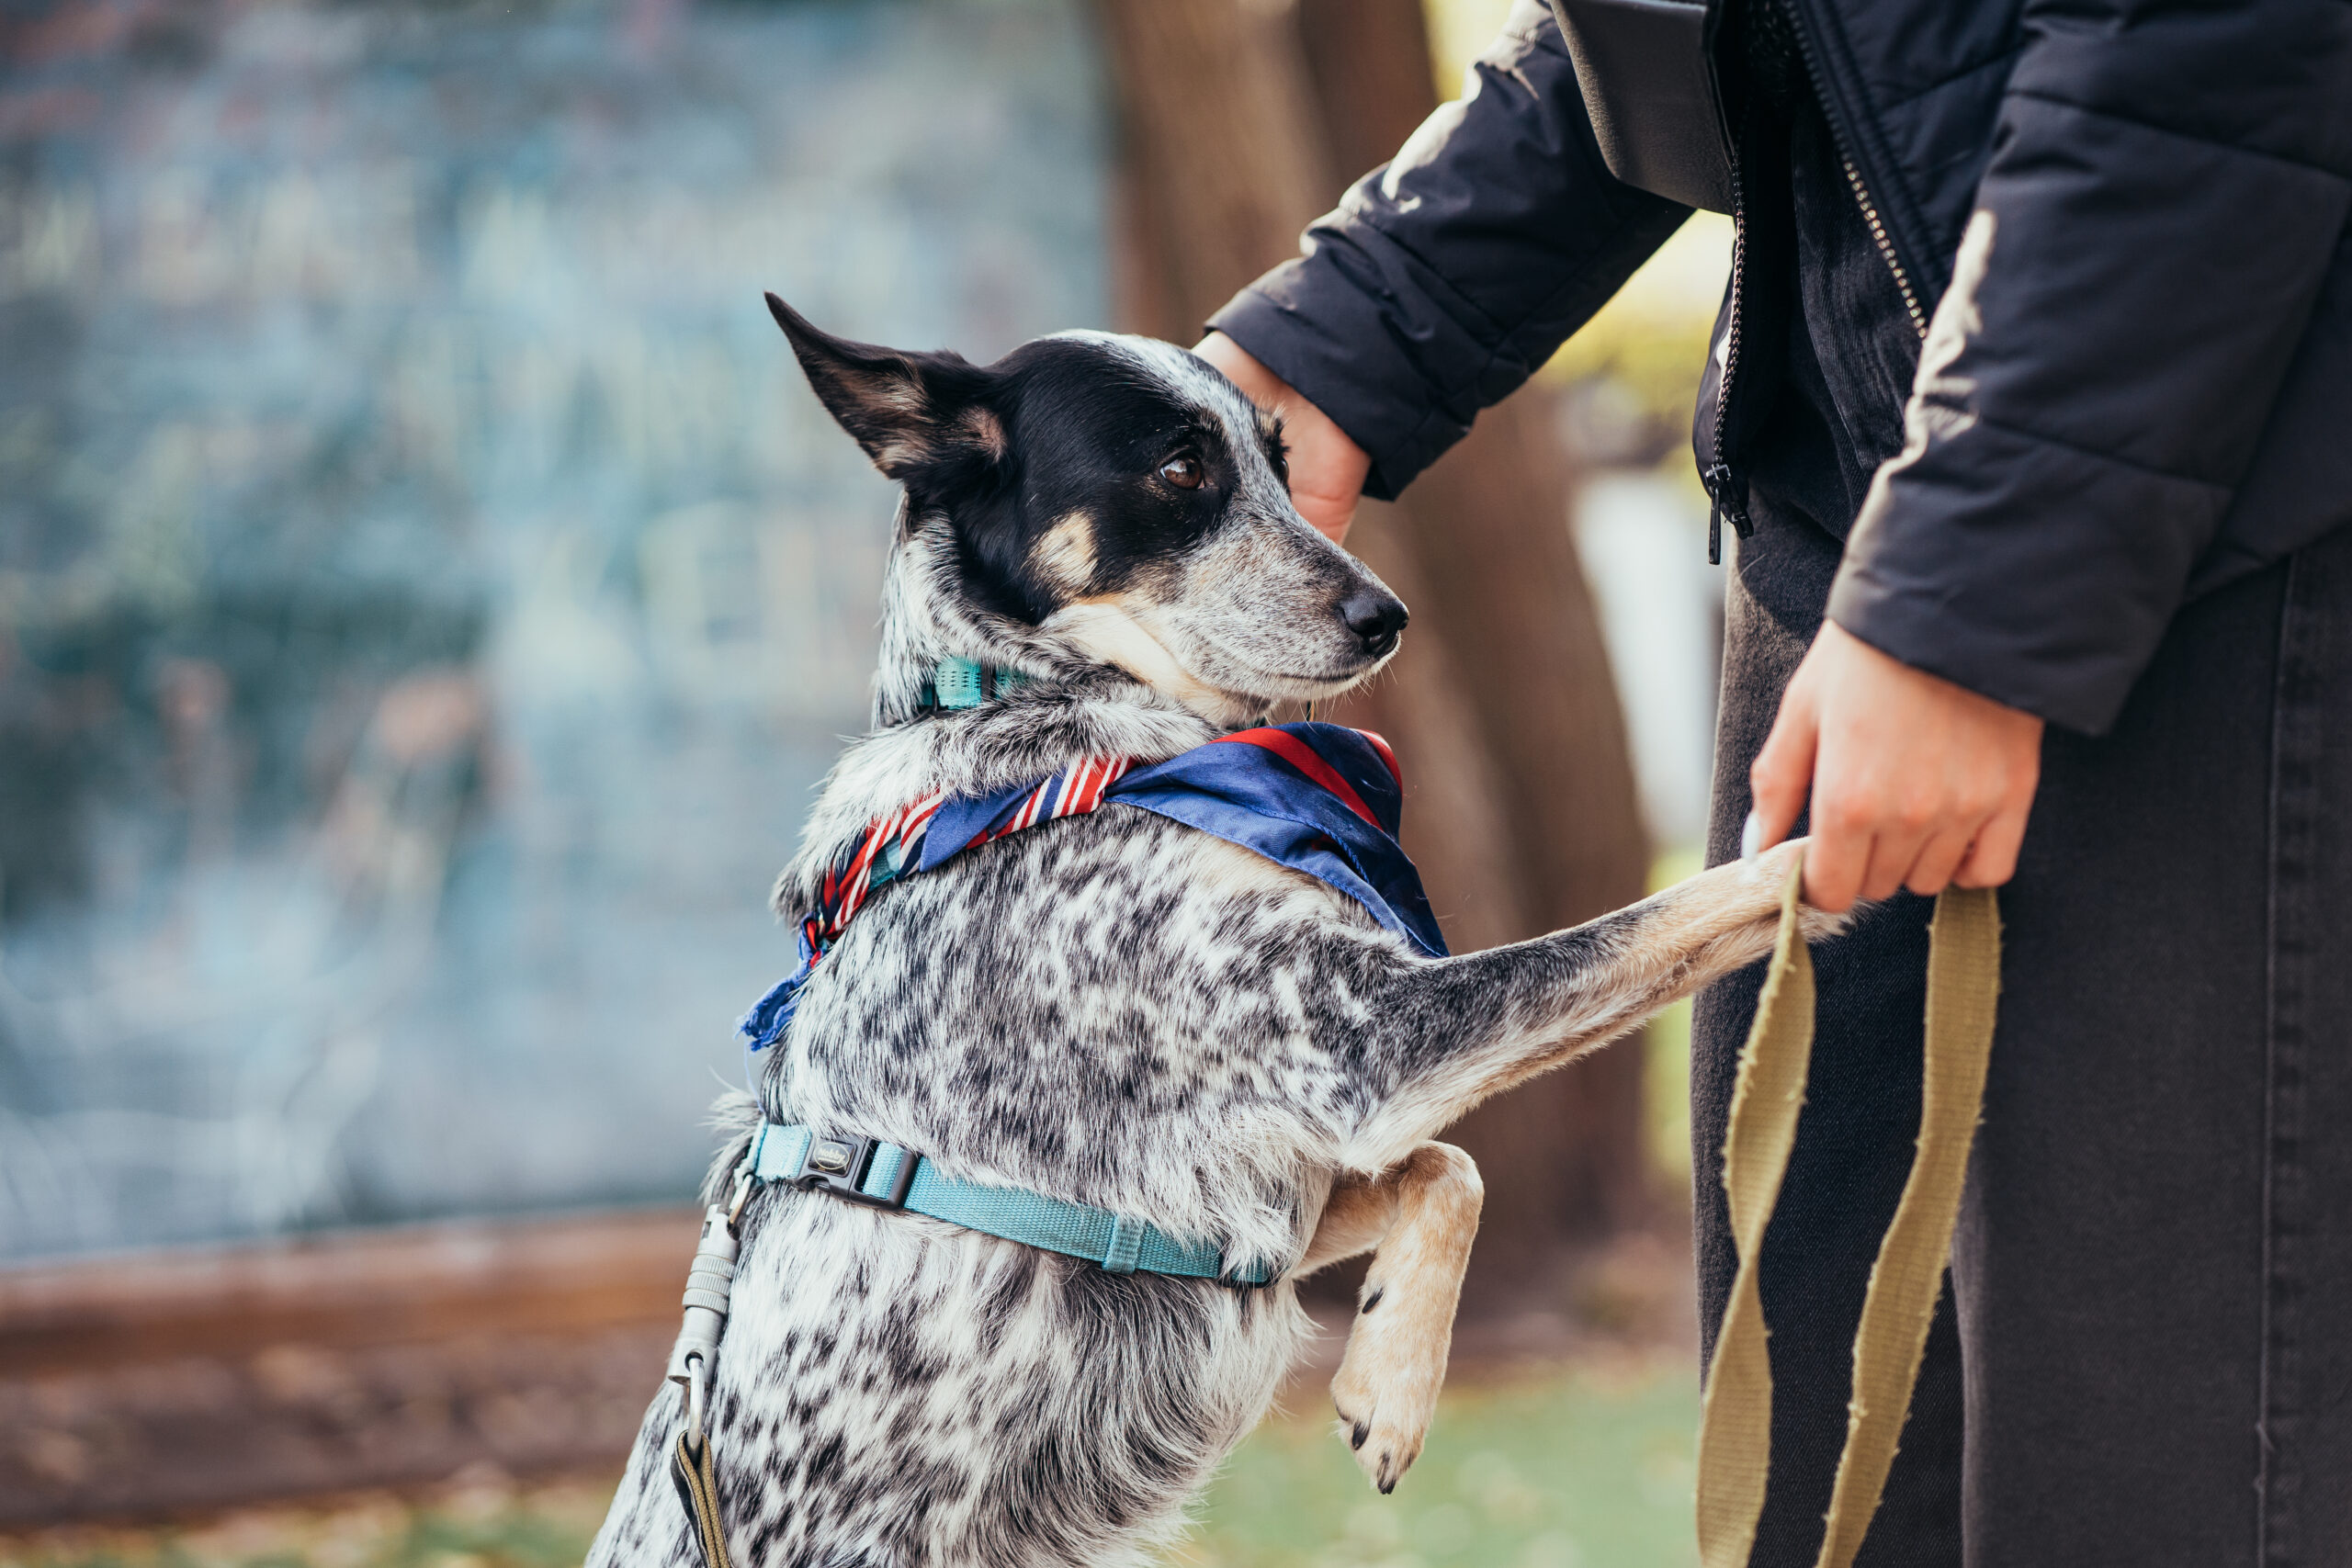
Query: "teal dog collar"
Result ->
[[750, 1122, 1277, 1286], [926, 656, 1030, 710]]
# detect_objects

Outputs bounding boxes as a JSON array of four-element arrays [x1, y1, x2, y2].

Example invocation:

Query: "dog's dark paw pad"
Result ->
[[1359, 1288, 1384, 1314], [1351, 1421, 1369, 1450]]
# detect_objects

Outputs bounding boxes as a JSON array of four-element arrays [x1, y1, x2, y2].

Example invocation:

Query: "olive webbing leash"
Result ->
[[1694, 855, 2002, 1568], [672, 1427, 736, 1568]]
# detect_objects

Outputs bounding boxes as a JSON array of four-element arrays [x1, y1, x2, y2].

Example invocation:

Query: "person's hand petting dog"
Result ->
[[1196, 332, 2046, 915], [1197, 332, 1368, 543]]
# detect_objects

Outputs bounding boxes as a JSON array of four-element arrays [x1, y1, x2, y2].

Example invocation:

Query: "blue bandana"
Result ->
[[738, 722, 1446, 1078]]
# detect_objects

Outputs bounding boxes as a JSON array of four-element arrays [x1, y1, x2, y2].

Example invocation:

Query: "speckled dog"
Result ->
[[586, 299, 1826, 1568]]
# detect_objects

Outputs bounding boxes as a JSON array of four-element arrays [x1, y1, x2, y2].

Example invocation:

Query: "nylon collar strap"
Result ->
[[749, 1121, 1277, 1286]]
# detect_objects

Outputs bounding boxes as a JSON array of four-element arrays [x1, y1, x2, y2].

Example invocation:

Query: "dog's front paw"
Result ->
[[1734, 838, 1860, 943], [1734, 835, 1807, 896], [1329, 1276, 1450, 1495]]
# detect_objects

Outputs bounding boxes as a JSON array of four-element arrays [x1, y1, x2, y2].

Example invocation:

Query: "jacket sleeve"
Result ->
[[1205, 0, 1690, 501], [1827, 0, 2352, 734]]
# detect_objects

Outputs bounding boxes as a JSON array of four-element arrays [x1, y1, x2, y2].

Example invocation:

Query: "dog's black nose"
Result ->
[[1339, 587, 1408, 659]]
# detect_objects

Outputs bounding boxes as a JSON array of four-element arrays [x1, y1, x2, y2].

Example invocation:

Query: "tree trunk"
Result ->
[[1094, 0, 1654, 1295]]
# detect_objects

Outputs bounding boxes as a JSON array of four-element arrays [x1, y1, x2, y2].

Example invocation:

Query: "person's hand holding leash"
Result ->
[[1745, 622, 2043, 913], [1197, 332, 1368, 543]]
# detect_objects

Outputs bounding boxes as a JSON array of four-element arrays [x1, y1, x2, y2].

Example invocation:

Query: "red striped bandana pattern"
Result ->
[[965, 755, 1136, 846], [804, 756, 1134, 958]]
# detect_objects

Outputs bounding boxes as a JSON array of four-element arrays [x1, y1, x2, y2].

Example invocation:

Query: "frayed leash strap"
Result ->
[[1815, 885, 2000, 1562], [1694, 859, 2001, 1568], [1694, 854, 1817, 1568], [672, 1429, 736, 1568]]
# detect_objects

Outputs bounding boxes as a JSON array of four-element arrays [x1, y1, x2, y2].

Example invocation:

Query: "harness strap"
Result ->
[[750, 1122, 1277, 1285], [659, 1117, 1276, 1566], [1694, 855, 2002, 1568]]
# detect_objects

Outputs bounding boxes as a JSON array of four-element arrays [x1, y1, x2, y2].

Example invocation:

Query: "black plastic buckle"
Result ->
[[793, 1134, 916, 1209]]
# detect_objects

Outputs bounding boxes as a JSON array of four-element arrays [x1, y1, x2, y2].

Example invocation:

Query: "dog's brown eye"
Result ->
[[1159, 455, 1204, 491]]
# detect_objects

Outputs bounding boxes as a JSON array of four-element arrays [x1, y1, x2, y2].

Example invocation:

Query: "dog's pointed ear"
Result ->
[[766, 292, 1004, 482]]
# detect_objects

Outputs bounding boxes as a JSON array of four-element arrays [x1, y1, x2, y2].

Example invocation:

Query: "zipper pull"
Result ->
[[1702, 463, 1751, 565]]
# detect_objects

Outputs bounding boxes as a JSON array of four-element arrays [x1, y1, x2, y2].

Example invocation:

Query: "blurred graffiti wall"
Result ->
[[0, 0, 1110, 1259]]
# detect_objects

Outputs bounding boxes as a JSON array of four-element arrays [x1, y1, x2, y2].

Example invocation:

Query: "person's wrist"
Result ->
[[1194, 331, 1288, 406]]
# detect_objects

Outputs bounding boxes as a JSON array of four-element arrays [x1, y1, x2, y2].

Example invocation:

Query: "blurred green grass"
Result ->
[[1, 1361, 1698, 1568], [1173, 1359, 1699, 1568], [0, 1477, 618, 1568]]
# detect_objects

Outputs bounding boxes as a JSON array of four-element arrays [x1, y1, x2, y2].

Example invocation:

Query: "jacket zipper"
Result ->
[[1838, 152, 1927, 339], [1703, 0, 1929, 567], [1702, 142, 1750, 566], [1781, 0, 1928, 342]]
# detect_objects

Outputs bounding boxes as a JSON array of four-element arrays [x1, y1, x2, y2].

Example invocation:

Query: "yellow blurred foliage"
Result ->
[[1425, 0, 1518, 95], [1539, 214, 1730, 425], [1423, 0, 1732, 434]]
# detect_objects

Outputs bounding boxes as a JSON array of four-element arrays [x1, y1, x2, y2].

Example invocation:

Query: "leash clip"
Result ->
[[684, 1352, 709, 1449]]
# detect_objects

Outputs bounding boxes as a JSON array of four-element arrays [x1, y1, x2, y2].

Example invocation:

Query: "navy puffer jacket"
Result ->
[[1208, 0, 2352, 733]]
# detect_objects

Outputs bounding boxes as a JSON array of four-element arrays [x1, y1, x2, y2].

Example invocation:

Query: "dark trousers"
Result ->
[[1693, 498, 2352, 1566]]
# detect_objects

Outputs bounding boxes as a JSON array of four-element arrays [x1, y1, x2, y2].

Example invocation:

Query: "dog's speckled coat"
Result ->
[[586, 304, 1825, 1568]]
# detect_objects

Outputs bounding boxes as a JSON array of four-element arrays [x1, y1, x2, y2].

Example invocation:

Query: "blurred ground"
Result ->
[[0, 1212, 700, 1524], [1176, 1355, 1700, 1568], [0, 1359, 1701, 1568], [0, 1226, 1705, 1568]]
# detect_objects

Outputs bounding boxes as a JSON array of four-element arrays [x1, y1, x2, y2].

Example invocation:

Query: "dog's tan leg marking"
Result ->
[[1303, 1143, 1484, 1495]]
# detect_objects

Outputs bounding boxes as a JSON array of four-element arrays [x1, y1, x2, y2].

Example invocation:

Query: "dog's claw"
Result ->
[[1359, 1287, 1384, 1314], [1351, 1421, 1368, 1450]]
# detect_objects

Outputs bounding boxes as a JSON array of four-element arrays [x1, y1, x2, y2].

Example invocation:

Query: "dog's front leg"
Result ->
[[1345, 840, 1839, 1166], [1299, 1144, 1483, 1494]]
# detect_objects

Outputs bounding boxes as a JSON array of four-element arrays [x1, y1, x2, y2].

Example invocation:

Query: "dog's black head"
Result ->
[[768, 293, 1408, 728]]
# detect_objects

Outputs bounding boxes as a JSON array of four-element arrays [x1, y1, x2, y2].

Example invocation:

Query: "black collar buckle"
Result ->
[[792, 1133, 917, 1208]]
